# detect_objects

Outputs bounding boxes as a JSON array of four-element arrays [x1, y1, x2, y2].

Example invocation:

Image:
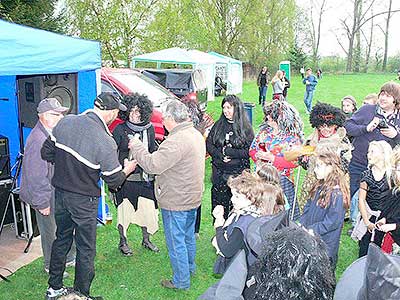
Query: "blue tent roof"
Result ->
[[0, 19, 101, 76]]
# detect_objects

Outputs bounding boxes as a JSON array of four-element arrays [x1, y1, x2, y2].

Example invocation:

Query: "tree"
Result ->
[[0, 0, 65, 32], [337, 0, 400, 72], [309, 0, 327, 67], [288, 44, 308, 73], [381, 0, 394, 71], [64, 0, 159, 66]]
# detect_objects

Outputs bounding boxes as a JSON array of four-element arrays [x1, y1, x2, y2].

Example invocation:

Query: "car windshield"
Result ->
[[112, 72, 175, 107]]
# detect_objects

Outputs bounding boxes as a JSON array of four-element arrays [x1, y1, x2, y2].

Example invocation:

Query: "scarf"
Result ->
[[126, 121, 151, 181]]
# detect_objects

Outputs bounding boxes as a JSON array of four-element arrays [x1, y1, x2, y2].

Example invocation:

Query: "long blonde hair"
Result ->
[[271, 70, 283, 84], [391, 146, 400, 191], [368, 140, 393, 188], [309, 148, 350, 209]]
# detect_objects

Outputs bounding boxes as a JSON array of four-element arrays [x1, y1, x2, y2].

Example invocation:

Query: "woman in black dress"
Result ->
[[206, 95, 254, 219], [113, 93, 159, 256]]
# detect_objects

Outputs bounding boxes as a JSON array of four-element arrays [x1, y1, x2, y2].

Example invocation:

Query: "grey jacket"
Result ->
[[20, 121, 54, 210], [130, 121, 206, 211]]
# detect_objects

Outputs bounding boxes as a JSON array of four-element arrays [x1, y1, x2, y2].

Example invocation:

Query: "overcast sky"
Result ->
[[296, 0, 400, 57]]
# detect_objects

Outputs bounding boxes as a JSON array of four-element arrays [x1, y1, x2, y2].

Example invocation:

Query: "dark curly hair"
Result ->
[[310, 102, 345, 128], [119, 93, 153, 124], [250, 227, 335, 300]]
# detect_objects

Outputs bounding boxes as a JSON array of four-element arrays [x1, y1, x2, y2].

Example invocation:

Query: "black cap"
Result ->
[[94, 92, 127, 111]]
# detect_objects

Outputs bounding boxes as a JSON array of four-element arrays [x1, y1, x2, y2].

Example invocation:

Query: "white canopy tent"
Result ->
[[208, 51, 243, 95], [132, 47, 217, 101]]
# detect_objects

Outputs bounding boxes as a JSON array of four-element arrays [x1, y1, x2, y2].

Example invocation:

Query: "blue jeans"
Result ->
[[350, 190, 359, 226], [304, 90, 314, 112], [161, 208, 197, 289], [259, 86, 267, 106]]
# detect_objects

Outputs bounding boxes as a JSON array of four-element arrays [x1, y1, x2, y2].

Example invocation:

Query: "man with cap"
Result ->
[[302, 68, 318, 114], [20, 98, 76, 277], [41, 93, 137, 300]]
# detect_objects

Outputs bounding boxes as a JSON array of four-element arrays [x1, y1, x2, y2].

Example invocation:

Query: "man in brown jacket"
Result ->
[[129, 99, 205, 290]]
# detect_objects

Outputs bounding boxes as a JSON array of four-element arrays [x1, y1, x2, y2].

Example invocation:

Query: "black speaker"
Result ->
[[0, 136, 11, 180], [0, 180, 13, 225], [17, 73, 78, 128]]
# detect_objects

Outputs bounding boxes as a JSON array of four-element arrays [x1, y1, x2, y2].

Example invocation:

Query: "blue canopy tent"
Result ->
[[0, 19, 101, 169]]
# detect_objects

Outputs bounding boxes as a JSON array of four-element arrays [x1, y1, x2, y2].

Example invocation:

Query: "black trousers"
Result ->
[[48, 189, 98, 296], [211, 166, 236, 220], [358, 215, 385, 258]]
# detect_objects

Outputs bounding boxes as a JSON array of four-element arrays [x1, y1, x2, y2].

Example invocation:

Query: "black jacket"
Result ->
[[41, 110, 126, 197]]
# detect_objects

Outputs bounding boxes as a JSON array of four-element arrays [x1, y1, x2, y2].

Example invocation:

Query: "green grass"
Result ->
[[1, 73, 397, 299]]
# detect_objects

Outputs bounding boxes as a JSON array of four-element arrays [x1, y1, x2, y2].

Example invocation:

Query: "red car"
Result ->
[[101, 67, 179, 140]]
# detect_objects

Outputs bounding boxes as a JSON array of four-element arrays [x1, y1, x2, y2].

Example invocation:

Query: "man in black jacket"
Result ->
[[42, 93, 137, 300]]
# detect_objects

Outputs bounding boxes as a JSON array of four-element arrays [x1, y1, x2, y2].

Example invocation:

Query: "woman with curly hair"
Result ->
[[249, 100, 303, 220], [206, 95, 254, 219], [112, 93, 159, 256], [298, 102, 352, 212], [299, 147, 350, 270]]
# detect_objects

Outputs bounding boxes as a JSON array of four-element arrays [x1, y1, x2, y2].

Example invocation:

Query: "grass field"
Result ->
[[1, 73, 398, 299]]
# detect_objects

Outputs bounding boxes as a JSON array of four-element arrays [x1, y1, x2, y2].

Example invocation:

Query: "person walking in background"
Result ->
[[206, 95, 254, 220], [128, 100, 205, 290], [303, 68, 318, 114], [257, 66, 269, 107], [42, 93, 137, 300], [282, 70, 290, 98], [112, 93, 159, 256], [19, 98, 75, 277], [271, 70, 285, 100]]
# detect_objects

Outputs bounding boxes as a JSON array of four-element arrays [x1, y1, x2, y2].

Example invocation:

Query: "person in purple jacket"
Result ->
[[345, 82, 400, 229]]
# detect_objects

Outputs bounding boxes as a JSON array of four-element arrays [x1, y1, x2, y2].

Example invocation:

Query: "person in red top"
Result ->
[[249, 100, 303, 219]]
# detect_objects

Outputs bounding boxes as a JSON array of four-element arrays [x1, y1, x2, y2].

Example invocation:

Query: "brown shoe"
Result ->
[[161, 279, 177, 289]]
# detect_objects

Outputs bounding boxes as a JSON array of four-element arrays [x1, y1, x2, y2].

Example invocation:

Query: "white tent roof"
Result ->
[[132, 47, 218, 65]]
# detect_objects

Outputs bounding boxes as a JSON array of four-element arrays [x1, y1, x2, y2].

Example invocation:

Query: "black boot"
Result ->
[[141, 227, 159, 252], [118, 224, 133, 256]]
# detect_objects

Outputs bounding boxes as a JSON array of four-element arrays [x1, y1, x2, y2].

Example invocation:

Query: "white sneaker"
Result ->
[[45, 287, 71, 300]]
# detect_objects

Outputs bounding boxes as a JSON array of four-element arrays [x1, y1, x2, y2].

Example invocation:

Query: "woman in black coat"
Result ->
[[113, 93, 159, 256], [206, 95, 254, 219]]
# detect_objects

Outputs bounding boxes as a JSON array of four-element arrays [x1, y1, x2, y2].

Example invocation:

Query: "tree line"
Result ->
[[1, 0, 399, 74]]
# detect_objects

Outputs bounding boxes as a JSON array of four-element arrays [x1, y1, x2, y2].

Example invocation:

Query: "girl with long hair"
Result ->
[[113, 93, 159, 256], [376, 146, 400, 254], [211, 170, 284, 274], [271, 70, 285, 100], [206, 95, 254, 219], [356, 140, 393, 257], [299, 147, 350, 270]]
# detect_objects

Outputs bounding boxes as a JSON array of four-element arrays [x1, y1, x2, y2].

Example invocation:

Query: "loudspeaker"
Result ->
[[17, 73, 78, 128], [0, 136, 11, 180], [0, 180, 13, 225]]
